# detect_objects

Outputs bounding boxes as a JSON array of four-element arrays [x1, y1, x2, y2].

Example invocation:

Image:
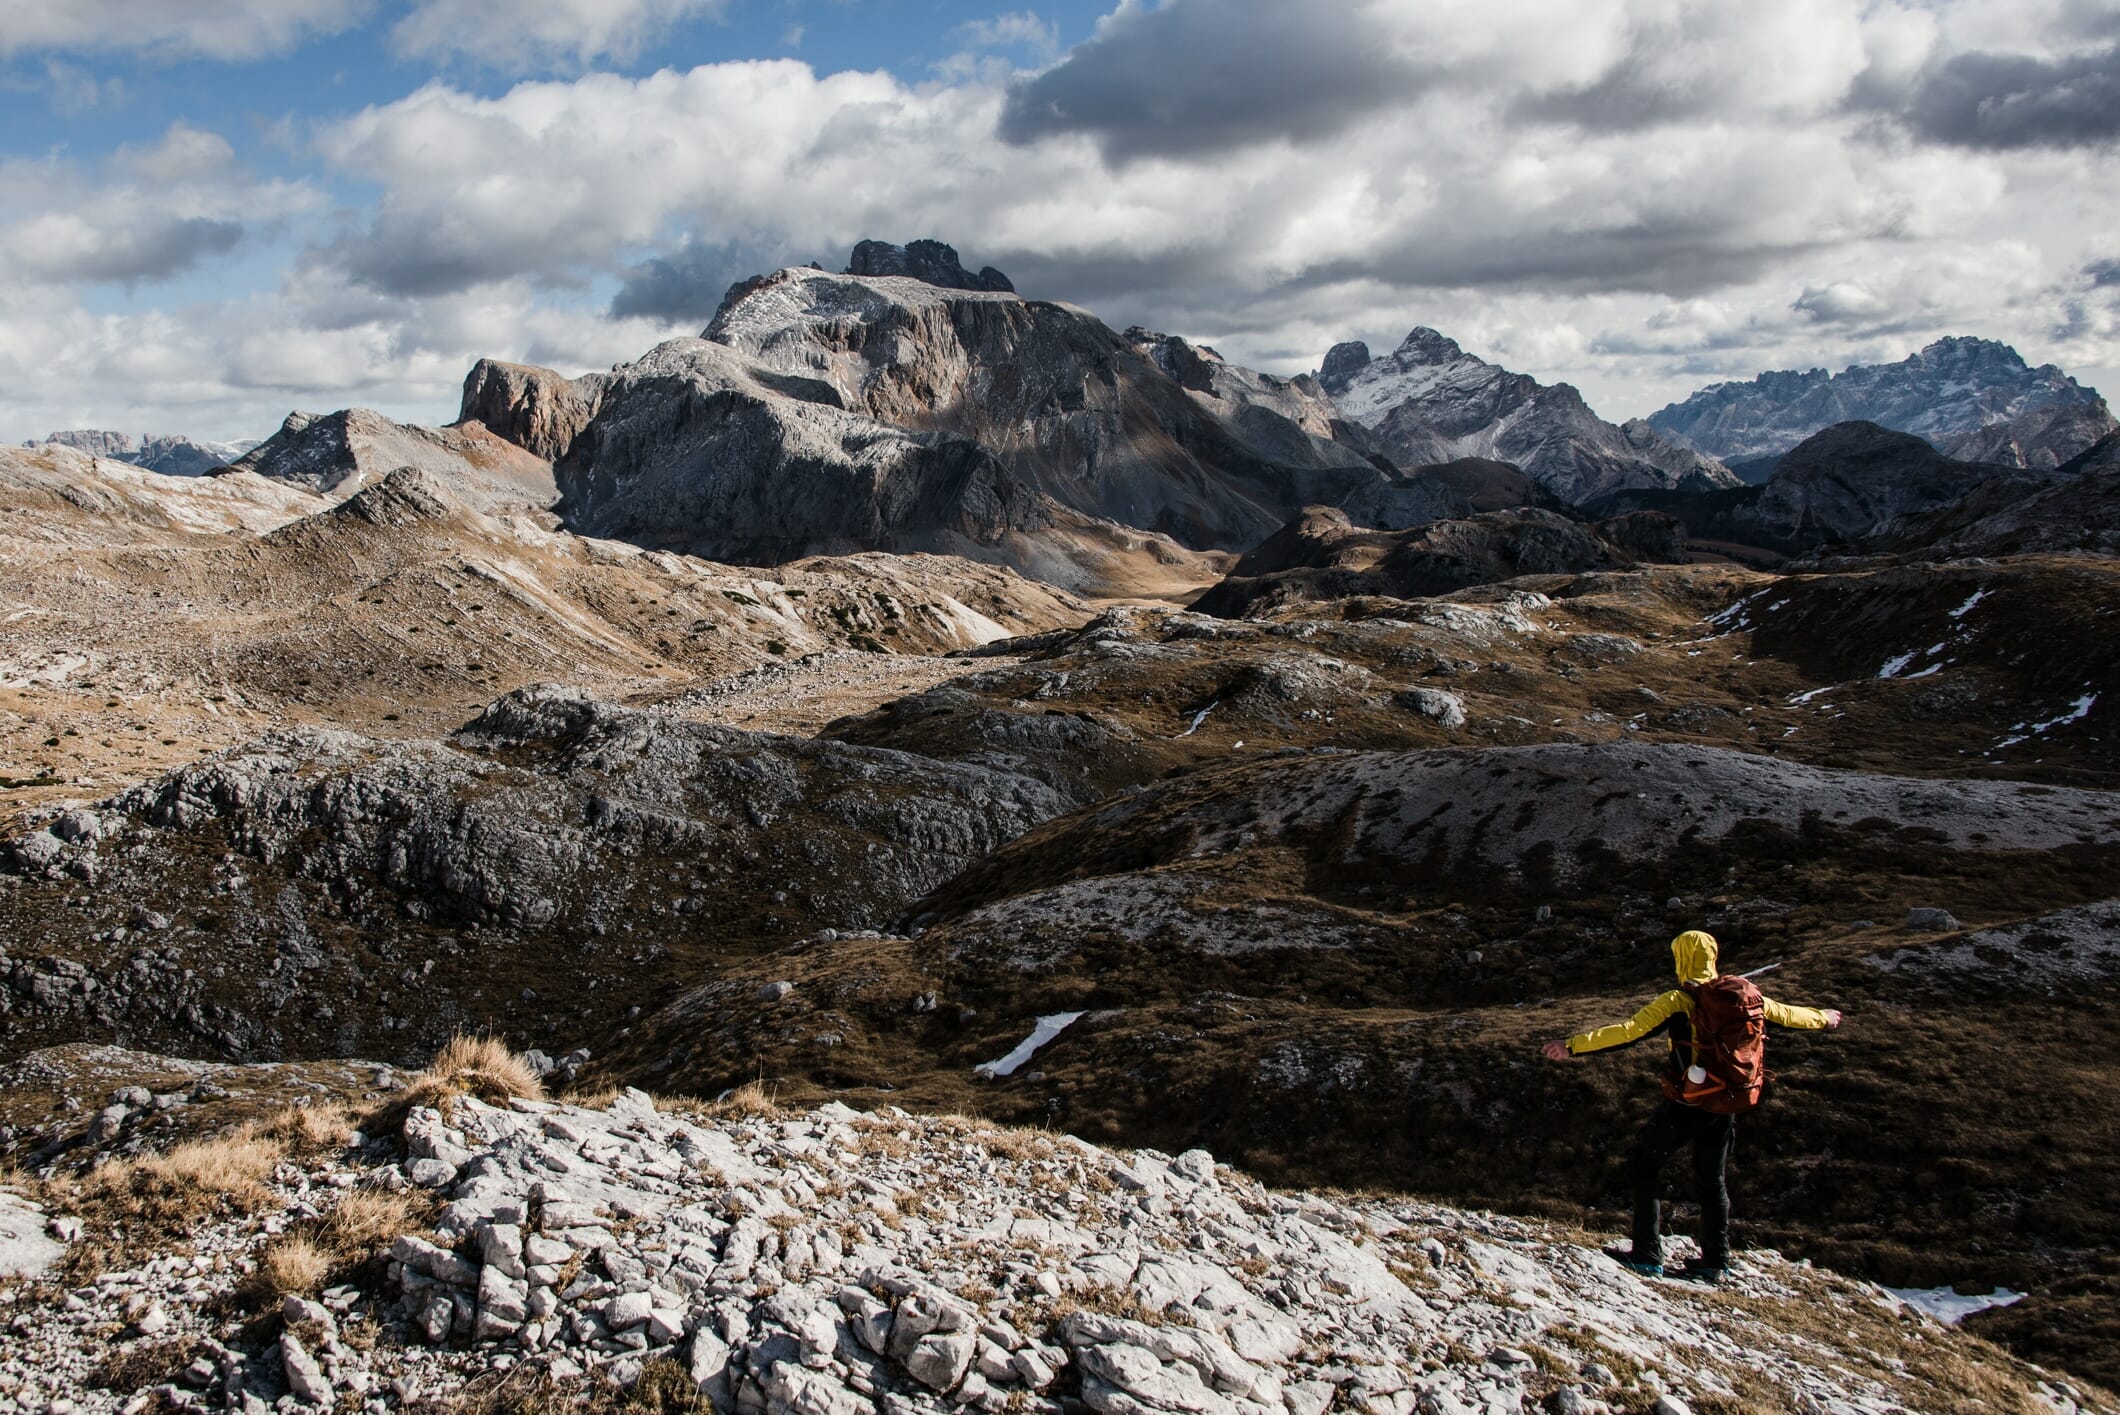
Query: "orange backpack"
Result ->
[[1663, 975, 1770, 1114]]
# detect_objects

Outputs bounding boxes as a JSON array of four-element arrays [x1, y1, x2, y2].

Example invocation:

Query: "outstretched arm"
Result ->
[[1542, 990, 1688, 1062], [1764, 997, 1843, 1030]]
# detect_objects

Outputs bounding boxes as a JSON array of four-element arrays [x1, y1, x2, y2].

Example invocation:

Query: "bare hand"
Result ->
[[1541, 1039, 1577, 1063], [1822, 1009, 1843, 1029]]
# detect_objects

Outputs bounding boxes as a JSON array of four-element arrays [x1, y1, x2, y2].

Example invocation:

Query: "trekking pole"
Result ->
[[1741, 963, 1781, 978]]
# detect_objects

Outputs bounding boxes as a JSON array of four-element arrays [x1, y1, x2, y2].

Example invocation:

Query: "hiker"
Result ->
[[1540, 929, 1842, 1283]]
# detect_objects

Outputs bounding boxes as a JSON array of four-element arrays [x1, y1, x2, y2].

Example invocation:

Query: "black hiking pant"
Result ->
[[1632, 1099, 1736, 1267]]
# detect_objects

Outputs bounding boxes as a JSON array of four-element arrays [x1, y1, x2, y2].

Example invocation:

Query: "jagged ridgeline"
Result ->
[[5, 237, 2120, 1406]]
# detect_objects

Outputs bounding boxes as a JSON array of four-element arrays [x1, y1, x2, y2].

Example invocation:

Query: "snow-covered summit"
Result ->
[[1318, 328, 1733, 503]]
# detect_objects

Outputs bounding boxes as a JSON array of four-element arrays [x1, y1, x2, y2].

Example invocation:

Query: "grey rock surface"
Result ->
[[0, 1187, 64, 1278]]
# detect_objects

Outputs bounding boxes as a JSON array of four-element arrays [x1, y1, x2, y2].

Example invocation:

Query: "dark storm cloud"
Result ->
[[1900, 42, 2120, 149], [998, 0, 1410, 161], [2086, 257, 2120, 286], [609, 237, 799, 325], [322, 214, 508, 298], [59, 214, 243, 283]]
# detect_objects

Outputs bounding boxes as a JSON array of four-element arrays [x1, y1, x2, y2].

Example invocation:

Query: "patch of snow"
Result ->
[[1949, 589, 1989, 619], [1876, 651, 1918, 679], [1179, 702, 1217, 738], [1994, 692, 2098, 749], [1885, 1286, 2023, 1325], [974, 1012, 1086, 1078]]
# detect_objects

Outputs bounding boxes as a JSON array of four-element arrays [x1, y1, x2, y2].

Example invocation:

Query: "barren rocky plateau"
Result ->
[[6, 243, 2120, 1412]]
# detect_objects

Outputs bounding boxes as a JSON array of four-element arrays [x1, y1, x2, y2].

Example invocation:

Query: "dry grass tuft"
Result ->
[[81, 1130, 286, 1227], [256, 1234, 331, 1300], [413, 1034, 545, 1108], [252, 1102, 354, 1153], [969, 1124, 1056, 1163], [697, 1080, 782, 1121], [321, 1188, 422, 1261], [365, 1033, 545, 1137], [235, 1186, 431, 1311], [86, 1337, 198, 1394], [411, 1356, 712, 1415]]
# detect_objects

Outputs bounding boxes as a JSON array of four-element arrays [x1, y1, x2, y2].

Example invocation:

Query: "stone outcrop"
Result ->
[[545, 336, 1054, 564], [844, 238, 1014, 293], [0, 684, 1070, 1063], [454, 256, 1399, 589], [703, 265, 1380, 550]]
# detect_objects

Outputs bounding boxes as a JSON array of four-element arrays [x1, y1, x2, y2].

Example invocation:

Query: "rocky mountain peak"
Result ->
[[844, 238, 1013, 293], [1316, 326, 1734, 501], [1319, 340, 1372, 380], [1912, 334, 2029, 374], [1392, 326, 1469, 365]]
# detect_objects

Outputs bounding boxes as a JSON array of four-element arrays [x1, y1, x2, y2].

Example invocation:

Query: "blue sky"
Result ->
[[2, 0, 2117, 444]]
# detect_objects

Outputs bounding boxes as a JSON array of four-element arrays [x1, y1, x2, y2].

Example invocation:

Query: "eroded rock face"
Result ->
[[458, 360, 611, 464], [549, 337, 1052, 563], [1856, 461, 2120, 561], [1940, 401, 2119, 471], [705, 267, 1379, 550], [1318, 328, 1732, 502]]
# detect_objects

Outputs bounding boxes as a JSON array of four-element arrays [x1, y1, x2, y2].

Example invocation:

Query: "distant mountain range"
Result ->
[[27, 428, 259, 477], [1647, 337, 2114, 467]]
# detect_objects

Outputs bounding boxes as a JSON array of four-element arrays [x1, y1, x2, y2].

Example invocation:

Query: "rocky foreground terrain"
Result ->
[[0, 1042, 2107, 1415]]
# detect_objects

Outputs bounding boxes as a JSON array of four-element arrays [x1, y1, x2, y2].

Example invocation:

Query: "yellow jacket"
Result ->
[[1566, 931, 1833, 1056]]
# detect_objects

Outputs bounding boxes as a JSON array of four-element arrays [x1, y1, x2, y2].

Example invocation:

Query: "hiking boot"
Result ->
[[1601, 1245, 1662, 1278], [1671, 1258, 1728, 1285]]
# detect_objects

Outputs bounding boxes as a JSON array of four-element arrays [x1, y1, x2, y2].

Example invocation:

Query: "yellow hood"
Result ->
[[1671, 930, 1719, 983]]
